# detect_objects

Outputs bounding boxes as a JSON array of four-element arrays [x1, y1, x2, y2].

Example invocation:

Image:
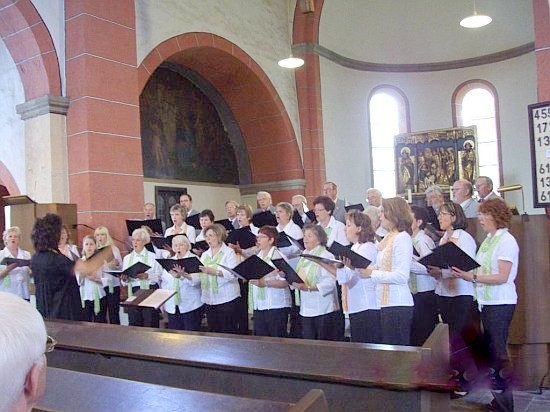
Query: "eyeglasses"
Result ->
[[45, 335, 57, 353]]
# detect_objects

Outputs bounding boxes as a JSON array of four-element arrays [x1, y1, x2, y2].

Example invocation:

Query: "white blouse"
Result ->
[[297, 246, 340, 317], [409, 230, 437, 293], [250, 247, 291, 311], [165, 223, 196, 244], [277, 221, 303, 259], [100, 245, 122, 289], [318, 216, 349, 247], [121, 249, 162, 289], [0, 247, 31, 299], [435, 229, 476, 298], [200, 243, 240, 305], [78, 267, 106, 301], [336, 242, 379, 313], [475, 229, 519, 306], [160, 251, 203, 314], [370, 231, 414, 308]]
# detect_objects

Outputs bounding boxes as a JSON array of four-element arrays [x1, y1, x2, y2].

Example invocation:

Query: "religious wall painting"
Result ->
[[394, 126, 478, 195], [140, 68, 239, 184]]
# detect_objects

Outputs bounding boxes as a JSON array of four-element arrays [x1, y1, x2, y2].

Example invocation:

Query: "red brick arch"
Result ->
[[137, 33, 303, 185], [0, 0, 61, 100], [0, 160, 19, 195]]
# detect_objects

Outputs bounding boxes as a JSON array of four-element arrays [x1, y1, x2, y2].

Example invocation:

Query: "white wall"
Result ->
[[320, 52, 540, 214], [135, 0, 301, 155], [31, 0, 65, 94], [0, 40, 25, 194]]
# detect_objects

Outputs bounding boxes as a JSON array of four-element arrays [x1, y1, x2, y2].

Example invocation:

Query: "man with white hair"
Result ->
[[255, 191, 276, 214], [424, 185, 445, 234], [366, 188, 383, 208], [0, 292, 48, 411], [451, 179, 479, 218]]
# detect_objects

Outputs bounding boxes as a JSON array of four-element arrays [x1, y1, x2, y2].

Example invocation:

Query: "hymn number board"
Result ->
[[529, 101, 550, 207]]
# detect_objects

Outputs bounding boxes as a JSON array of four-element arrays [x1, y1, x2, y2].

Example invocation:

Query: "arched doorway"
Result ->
[[138, 33, 304, 202]]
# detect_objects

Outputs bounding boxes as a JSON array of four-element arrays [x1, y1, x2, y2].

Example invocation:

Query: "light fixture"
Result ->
[[497, 184, 525, 215], [460, 0, 492, 28], [278, 56, 304, 69]]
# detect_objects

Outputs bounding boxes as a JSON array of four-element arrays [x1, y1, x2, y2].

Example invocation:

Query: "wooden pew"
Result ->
[[45, 321, 450, 411], [34, 367, 327, 412]]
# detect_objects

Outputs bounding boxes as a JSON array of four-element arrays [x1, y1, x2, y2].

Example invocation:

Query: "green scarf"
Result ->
[[476, 231, 505, 301], [201, 250, 224, 294], [409, 238, 419, 294], [127, 251, 149, 297], [294, 245, 325, 305]]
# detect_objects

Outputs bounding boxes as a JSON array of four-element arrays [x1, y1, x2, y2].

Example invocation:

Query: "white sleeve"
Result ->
[[186, 226, 196, 244], [371, 233, 412, 285], [316, 267, 337, 296]]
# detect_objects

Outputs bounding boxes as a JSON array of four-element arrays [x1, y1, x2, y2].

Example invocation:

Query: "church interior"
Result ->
[[0, 0, 549, 410]]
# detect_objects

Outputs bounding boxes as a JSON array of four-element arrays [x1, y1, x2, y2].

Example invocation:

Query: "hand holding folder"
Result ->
[[418, 242, 480, 272], [107, 261, 151, 280], [218, 255, 276, 281], [156, 257, 201, 274]]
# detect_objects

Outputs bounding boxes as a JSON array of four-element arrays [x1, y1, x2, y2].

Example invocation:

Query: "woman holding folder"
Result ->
[[165, 204, 196, 244], [0, 226, 32, 300], [292, 224, 341, 341], [248, 226, 292, 337], [121, 228, 163, 328], [94, 226, 123, 324], [452, 199, 519, 391], [160, 235, 203, 331], [77, 235, 107, 323], [426, 202, 477, 395], [199, 223, 240, 333], [357, 197, 414, 345]]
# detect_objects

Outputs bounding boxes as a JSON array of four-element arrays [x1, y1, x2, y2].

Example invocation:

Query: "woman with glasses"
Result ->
[[427, 202, 477, 395], [275, 202, 303, 259], [313, 196, 349, 248], [452, 198, 519, 392], [357, 197, 414, 345], [248, 226, 291, 337]]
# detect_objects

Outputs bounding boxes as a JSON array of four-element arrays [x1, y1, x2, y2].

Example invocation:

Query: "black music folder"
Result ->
[[418, 242, 480, 272], [126, 219, 163, 236], [156, 257, 202, 273], [277, 231, 305, 250], [185, 213, 201, 230], [192, 240, 209, 252], [107, 262, 151, 278], [252, 210, 277, 227], [300, 253, 344, 268], [271, 258, 303, 284], [120, 289, 176, 310], [344, 203, 365, 212], [150, 234, 183, 250], [226, 227, 257, 249], [215, 219, 234, 233], [0, 257, 30, 267], [327, 242, 371, 269], [218, 255, 275, 281]]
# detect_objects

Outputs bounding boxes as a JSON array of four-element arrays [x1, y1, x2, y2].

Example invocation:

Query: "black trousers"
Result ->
[[103, 286, 120, 325], [301, 310, 343, 341], [253, 307, 290, 337], [480, 304, 515, 368], [437, 295, 479, 377], [288, 301, 302, 338], [205, 297, 240, 334], [410, 290, 439, 346], [349, 309, 381, 343], [167, 305, 204, 331], [237, 280, 249, 334], [82, 297, 107, 323], [380, 306, 413, 345], [128, 285, 160, 328]]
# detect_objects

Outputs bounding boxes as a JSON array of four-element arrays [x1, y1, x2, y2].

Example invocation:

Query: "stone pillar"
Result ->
[[16, 95, 70, 203], [65, 0, 144, 246]]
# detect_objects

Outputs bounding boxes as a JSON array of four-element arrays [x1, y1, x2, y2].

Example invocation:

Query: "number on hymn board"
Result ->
[[540, 190, 550, 202]]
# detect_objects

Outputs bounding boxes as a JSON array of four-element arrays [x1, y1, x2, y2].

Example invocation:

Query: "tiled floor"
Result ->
[[451, 388, 550, 411]]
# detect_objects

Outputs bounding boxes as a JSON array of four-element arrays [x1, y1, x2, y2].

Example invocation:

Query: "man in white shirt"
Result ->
[[475, 176, 500, 203], [225, 200, 240, 229], [143, 202, 156, 219], [451, 179, 479, 218], [322, 181, 346, 223], [366, 188, 383, 208], [291, 194, 310, 225]]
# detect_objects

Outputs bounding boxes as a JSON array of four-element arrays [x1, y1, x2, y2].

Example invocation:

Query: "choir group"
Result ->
[[0, 179, 519, 396]]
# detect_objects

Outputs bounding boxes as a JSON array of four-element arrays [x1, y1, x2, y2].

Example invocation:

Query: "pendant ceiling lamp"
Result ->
[[460, 0, 492, 28]]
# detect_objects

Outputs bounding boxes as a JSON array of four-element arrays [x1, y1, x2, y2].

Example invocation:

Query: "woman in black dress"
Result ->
[[31, 214, 112, 320]]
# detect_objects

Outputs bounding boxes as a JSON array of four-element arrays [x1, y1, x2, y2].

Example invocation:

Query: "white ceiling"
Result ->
[[319, 0, 535, 64]]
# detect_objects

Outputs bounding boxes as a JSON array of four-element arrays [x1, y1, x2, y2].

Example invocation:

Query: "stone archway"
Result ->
[[138, 33, 304, 201], [0, 0, 61, 100]]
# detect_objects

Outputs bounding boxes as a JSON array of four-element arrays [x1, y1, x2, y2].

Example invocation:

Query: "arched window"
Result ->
[[368, 86, 409, 197], [453, 81, 501, 189]]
